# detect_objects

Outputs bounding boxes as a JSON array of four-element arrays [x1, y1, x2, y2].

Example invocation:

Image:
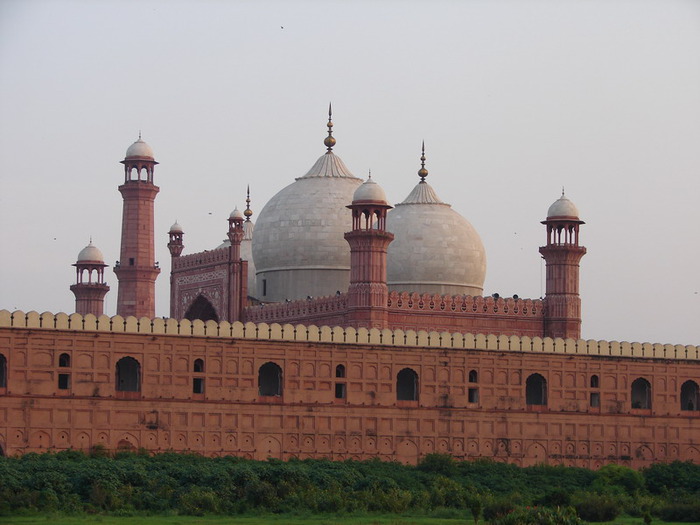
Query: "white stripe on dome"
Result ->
[[398, 181, 449, 206], [297, 152, 361, 180]]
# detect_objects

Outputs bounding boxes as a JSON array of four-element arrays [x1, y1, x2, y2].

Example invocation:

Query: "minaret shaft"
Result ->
[[539, 194, 586, 340], [114, 140, 160, 319]]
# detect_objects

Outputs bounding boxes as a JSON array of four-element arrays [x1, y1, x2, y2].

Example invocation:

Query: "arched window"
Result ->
[[258, 362, 282, 396], [467, 369, 479, 403], [116, 357, 141, 392], [185, 295, 219, 322], [58, 353, 71, 367], [334, 364, 346, 399], [526, 373, 547, 406], [192, 359, 205, 394], [589, 374, 600, 407], [681, 380, 699, 411], [631, 378, 651, 409], [0, 354, 6, 388], [397, 368, 419, 401]]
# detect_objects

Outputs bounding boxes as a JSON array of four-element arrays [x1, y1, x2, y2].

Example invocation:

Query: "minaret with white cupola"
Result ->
[[226, 206, 248, 322], [539, 190, 586, 339], [70, 240, 110, 316], [344, 172, 394, 329], [114, 135, 160, 319]]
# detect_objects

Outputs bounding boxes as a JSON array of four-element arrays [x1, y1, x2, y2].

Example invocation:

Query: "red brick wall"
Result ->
[[0, 322, 697, 467]]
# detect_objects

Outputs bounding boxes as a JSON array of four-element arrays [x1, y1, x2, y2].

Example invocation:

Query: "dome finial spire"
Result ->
[[324, 102, 336, 153], [418, 141, 428, 182], [138, 130, 142, 140], [244, 185, 253, 220]]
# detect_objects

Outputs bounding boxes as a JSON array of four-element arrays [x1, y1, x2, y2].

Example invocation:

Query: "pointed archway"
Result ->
[[184, 295, 219, 322]]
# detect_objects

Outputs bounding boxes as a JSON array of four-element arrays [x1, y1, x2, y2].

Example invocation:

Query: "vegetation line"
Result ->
[[0, 450, 699, 523]]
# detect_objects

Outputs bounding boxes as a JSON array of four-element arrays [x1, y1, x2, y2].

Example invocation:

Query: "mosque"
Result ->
[[0, 111, 697, 466]]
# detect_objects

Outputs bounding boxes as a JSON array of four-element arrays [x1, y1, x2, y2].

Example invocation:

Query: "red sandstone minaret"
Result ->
[[167, 221, 184, 318], [344, 173, 394, 329], [539, 190, 586, 339], [114, 135, 160, 318], [226, 207, 248, 322], [70, 241, 110, 316]]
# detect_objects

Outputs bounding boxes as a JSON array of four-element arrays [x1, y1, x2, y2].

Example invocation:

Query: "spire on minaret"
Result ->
[[418, 141, 428, 182], [324, 103, 336, 153], [244, 185, 253, 221]]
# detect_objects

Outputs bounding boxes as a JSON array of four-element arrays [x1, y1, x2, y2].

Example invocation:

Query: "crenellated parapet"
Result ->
[[387, 292, 544, 317], [1, 309, 697, 360], [245, 294, 348, 324], [172, 249, 232, 270]]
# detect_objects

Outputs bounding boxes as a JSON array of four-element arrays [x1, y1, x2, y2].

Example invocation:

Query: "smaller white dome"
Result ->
[[169, 221, 183, 234], [77, 242, 104, 263], [547, 192, 580, 219], [125, 137, 154, 159], [353, 177, 388, 204], [230, 207, 243, 219]]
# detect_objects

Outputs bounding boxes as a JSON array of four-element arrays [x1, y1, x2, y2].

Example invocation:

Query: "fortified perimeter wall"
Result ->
[[0, 310, 698, 467]]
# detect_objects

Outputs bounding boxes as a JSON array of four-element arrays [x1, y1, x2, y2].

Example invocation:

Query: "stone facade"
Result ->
[[0, 310, 698, 466]]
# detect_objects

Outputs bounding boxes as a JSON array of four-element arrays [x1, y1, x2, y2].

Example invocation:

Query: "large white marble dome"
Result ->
[[386, 157, 486, 296], [252, 143, 362, 302]]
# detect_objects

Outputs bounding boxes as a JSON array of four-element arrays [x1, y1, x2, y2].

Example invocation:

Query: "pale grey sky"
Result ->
[[1, 0, 698, 345]]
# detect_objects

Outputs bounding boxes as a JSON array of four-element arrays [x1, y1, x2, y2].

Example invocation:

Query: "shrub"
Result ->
[[467, 493, 483, 524], [483, 498, 516, 520], [657, 502, 700, 522], [427, 475, 465, 508], [177, 487, 220, 516], [592, 464, 644, 495], [417, 453, 457, 477], [644, 461, 700, 495], [490, 506, 585, 525], [574, 493, 620, 522], [537, 488, 572, 507]]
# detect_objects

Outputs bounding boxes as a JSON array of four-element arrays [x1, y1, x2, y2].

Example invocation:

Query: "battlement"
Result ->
[[1, 309, 697, 360], [245, 294, 347, 323], [172, 248, 230, 270], [387, 292, 544, 317]]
